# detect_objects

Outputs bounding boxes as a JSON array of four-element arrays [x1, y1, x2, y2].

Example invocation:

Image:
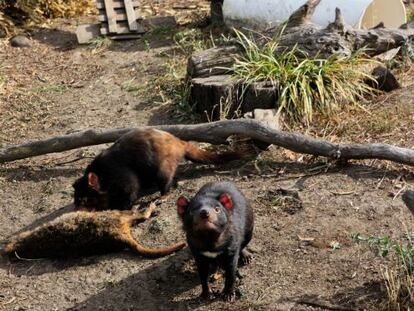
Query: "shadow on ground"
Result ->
[[66, 250, 207, 311], [285, 280, 384, 310]]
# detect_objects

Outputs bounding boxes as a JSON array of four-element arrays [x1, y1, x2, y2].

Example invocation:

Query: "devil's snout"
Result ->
[[199, 209, 210, 219]]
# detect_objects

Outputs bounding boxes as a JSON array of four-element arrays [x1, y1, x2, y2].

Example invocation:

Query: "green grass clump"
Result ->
[[230, 30, 378, 125]]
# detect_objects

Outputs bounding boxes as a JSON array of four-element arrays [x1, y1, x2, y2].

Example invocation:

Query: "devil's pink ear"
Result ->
[[219, 193, 233, 209], [87, 172, 100, 192], [176, 196, 189, 217]]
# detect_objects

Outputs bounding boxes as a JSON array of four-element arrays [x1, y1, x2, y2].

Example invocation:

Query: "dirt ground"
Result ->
[[1, 3, 414, 311]]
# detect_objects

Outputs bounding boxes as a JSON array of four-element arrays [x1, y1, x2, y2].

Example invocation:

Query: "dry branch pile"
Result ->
[[0, 0, 95, 36]]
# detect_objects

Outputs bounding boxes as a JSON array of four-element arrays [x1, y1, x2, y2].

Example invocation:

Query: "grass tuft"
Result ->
[[230, 29, 379, 125]]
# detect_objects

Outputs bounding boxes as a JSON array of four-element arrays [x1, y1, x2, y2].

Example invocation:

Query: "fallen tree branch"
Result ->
[[1, 120, 414, 168]]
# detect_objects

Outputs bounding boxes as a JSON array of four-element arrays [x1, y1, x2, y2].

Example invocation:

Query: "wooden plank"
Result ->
[[98, 9, 127, 22], [103, 0, 117, 33], [124, 0, 138, 31], [100, 21, 145, 35], [96, 0, 138, 9], [98, 8, 145, 33]]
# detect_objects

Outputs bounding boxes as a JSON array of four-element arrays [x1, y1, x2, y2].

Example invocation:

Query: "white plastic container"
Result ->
[[223, 0, 406, 30]]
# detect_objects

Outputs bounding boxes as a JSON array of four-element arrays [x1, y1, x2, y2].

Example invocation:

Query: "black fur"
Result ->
[[73, 131, 160, 211], [179, 181, 254, 301]]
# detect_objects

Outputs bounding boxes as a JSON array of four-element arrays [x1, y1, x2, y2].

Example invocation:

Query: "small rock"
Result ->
[[244, 108, 281, 150], [251, 108, 280, 130], [10, 35, 32, 48]]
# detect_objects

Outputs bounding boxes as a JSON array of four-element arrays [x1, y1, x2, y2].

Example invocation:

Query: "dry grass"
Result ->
[[0, 0, 95, 35], [354, 234, 414, 310], [381, 264, 414, 311]]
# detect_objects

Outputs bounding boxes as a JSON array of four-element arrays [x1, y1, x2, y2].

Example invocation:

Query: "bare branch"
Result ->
[[2, 120, 414, 168]]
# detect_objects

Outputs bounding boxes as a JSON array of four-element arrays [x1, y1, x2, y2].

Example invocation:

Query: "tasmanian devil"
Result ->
[[1, 203, 186, 259], [73, 128, 241, 211], [177, 181, 254, 302]]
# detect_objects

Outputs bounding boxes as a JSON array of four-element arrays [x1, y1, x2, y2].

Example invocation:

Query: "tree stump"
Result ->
[[190, 76, 278, 120], [190, 75, 239, 120]]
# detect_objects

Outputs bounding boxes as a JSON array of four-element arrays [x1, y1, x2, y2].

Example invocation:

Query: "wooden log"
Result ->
[[187, 45, 241, 78], [268, 2, 414, 58], [3, 120, 414, 169]]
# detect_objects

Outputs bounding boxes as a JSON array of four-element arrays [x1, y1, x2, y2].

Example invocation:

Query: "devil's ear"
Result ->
[[219, 193, 233, 209], [176, 196, 189, 217], [87, 172, 100, 192]]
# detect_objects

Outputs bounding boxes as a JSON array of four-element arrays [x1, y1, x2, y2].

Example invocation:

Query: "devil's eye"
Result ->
[[214, 207, 220, 213]]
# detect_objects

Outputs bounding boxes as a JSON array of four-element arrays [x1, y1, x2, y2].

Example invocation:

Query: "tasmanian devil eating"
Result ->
[[73, 128, 241, 211], [177, 181, 254, 302]]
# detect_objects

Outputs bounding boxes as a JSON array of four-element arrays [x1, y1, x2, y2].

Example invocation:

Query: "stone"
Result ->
[[10, 35, 32, 48], [251, 108, 280, 130], [244, 108, 281, 150], [76, 24, 101, 44]]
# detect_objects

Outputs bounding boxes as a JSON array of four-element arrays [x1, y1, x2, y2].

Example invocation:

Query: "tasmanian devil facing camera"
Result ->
[[177, 181, 254, 302], [73, 128, 241, 211]]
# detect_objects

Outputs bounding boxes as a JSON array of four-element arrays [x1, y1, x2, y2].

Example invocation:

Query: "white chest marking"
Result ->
[[201, 251, 221, 258]]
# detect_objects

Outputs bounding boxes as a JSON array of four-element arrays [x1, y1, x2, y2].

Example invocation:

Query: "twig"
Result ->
[[393, 184, 407, 200], [3, 297, 16, 305], [330, 190, 356, 196]]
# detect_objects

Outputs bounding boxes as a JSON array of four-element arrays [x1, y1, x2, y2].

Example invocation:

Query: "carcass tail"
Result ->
[[127, 239, 186, 258]]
